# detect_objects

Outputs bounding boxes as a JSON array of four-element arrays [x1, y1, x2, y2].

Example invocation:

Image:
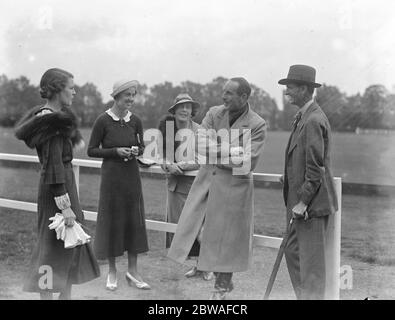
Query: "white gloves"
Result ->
[[49, 213, 91, 248]]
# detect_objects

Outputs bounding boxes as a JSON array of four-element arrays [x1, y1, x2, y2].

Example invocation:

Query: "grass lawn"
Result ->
[[1, 164, 395, 299]]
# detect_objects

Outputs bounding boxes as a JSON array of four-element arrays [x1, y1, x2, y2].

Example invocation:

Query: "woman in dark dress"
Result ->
[[14, 68, 100, 300], [87, 79, 150, 290]]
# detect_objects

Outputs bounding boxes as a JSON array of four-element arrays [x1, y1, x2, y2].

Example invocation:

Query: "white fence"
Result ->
[[0, 152, 342, 299]]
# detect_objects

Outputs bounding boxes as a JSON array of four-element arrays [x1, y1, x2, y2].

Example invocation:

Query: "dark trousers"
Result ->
[[284, 215, 329, 300], [214, 272, 233, 292]]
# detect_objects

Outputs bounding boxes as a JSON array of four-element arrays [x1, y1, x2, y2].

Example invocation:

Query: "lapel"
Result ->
[[191, 120, 199, 133], [287, 102, 319, 156], [212, 104, 251, 145], [215, 107, 229, 130], [229, 104, 251, 144]]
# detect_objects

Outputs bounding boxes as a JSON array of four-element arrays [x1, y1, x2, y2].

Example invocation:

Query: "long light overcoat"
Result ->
[[167, 104, 266, 272]]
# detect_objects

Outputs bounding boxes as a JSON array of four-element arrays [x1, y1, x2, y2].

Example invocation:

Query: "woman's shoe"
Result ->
[[125, 272, 151, 290], [106, 274, 118, 291]]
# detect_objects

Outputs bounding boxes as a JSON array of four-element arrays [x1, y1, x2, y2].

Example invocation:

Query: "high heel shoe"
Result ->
[[106, 274, 118, 291], [125, 272, 151, 290]]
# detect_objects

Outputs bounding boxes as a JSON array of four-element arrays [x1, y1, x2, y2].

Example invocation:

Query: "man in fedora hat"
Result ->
[[278, 65, 338, 299], [168, 77, 266, 300]]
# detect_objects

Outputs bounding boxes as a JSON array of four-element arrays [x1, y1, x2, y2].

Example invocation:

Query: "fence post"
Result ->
[[73, 164, 80, 196], [325, 177, 342, 299]]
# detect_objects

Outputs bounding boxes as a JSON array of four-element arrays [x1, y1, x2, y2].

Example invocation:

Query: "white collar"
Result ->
[[299, 99, 314, 116], [106, 108, 132, 122]]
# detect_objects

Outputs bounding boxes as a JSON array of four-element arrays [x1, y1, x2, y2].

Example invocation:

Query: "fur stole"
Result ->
[[14, 105, 83, 149]]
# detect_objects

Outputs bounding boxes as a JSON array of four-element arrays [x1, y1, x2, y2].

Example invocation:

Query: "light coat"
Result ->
[[167, 104, 266, 272]]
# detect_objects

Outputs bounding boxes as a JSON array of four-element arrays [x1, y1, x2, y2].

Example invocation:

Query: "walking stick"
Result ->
[[263, 217, 294, 300]]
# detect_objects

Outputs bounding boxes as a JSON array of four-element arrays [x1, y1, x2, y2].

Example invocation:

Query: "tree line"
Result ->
[[1, 74, 394, 131]]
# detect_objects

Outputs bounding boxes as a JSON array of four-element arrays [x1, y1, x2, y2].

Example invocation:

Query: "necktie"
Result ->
[[292, 112, 302, 130]]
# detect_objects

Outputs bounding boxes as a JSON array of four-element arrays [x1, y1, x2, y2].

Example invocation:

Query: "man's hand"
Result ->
[[279, 175, 284, 185], [230, 146, 244, 157], [167, 163, 184, 175], [292, 201, 309, 220]]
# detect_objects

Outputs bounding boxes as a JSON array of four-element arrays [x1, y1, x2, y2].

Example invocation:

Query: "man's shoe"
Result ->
[[203, 271, 214, 281], [184, 266, 198, 278]]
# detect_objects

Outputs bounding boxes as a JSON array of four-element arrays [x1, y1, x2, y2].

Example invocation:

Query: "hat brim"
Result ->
[[168, 100, 201, 116], [278, 78, 321, 88]]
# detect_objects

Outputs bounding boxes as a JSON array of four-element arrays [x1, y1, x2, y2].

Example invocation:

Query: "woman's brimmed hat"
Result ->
[[278, 64, 321, 88], [168, 93, 201, 117], [110, 79, 139, 98]]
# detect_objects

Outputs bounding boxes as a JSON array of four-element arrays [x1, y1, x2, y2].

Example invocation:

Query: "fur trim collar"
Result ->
[[14, 105, 83, 149]]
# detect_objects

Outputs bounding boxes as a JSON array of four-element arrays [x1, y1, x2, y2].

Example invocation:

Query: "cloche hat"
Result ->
[[110, 79, 139, 98], [168, 93, 200, 117]]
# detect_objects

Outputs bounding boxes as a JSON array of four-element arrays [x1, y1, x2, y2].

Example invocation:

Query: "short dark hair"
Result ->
[[113, 91, 124, 101], [230, 77, 251, 98], [39, 68, 73, 100]]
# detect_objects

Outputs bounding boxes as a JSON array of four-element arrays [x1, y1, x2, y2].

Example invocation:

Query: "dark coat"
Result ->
[[283, 102, 338, 218], [14, 106, 100, 293]]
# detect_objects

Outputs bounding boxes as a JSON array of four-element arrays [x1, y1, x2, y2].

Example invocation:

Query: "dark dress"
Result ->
[[88, 110, 149, 260], [17, 107, 100, 293]]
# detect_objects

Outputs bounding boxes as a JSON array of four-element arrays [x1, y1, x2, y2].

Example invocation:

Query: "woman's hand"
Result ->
[[62, 207, 76, 227], [74, 140, 85, 152], [130, 146, 139, 156], [116, 147, 132, 158]]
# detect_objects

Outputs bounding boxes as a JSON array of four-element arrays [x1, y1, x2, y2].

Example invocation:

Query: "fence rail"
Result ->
[[0, 152, 341, 299]]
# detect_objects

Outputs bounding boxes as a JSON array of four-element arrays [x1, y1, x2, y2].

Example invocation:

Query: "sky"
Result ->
[[0, 0, 394, 109]]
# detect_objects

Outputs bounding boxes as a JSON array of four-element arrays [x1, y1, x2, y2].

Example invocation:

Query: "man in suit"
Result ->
[[278, 65, 338, 300], [168, 77, 266, 300]]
